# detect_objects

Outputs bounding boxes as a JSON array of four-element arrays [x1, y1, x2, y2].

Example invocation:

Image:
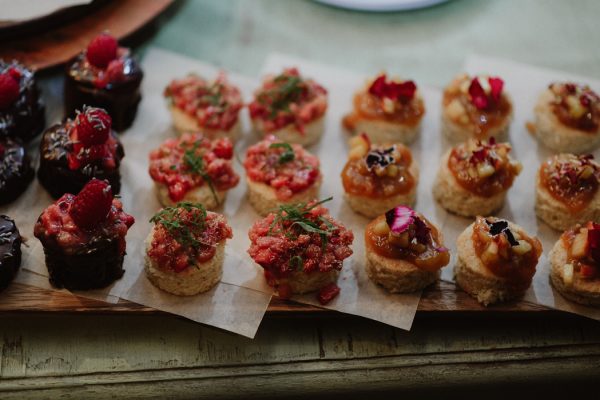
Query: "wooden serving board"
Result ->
[[0, 280, 550, 317], [0, 0, 174, 71]]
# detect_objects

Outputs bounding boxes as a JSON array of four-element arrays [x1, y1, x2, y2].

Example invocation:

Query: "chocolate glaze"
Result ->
[[64, 52, 143, 131], [0, 215, 22, 291], [41, 234, 124, 290], [37, 122, 124, 198], [0, 60, 46, 142], [0, 137, 34, 205]]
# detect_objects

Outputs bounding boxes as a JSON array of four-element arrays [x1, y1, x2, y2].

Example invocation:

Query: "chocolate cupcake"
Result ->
[[64, 33, 143, 131], [34, 179, 135, 290], [0, 60, 45, 142], [38, 106, 124, 199], [0, 215, 22, 291], [1, 136, 34, 205]]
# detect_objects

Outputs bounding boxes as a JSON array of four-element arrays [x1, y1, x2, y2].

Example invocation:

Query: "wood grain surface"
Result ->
[[0, 0, 174, 70], [0, 280, 550, 317]]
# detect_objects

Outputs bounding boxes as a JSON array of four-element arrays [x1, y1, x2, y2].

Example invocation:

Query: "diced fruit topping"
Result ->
[[472, 217, 542, 288], [317, 283, 340, 305], [368, 74, 417, 102], [448, 138, 521, 197], [468, 76, 504, 110], [86, 33, 118, 68], [366, 209, 450, 272], [0, 72, 20, 109], [549, 82, 599, 131], [76, 106, 112, 146], [69, 179, 113, 229], [563, 222, 600, 280]]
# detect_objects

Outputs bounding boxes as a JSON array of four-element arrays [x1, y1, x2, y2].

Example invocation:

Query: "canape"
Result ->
[[0, 216, 22, 291], [64, 32, 143, 131], [247, 198, 354, 304], [365, 206, 450, 293], [455, 217, 542, 306], [0, 136, 34, 205], [531, 82, 600, 154], [145, 202, 232, 296], [38, 106, 124, 199], [341, 133, 419, 218], [536, 154, 600, 230], [243, 135, 321, 216], [442, 74, 512, 142], [248, 68, 327, 146], [433, 138, 522, 217], [148, 133, 239, 209], [34, 179, 135, 290], [550, 222, 600, 307], [164, 73, 243, 141], [343, 73, 425, 144], [0, 60, 45, 142]]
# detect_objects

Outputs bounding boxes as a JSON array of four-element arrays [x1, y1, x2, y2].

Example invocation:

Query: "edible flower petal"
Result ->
[[385, 205, 416, 234], [369, 74, 417, 101], [468, 77, 488, 110]]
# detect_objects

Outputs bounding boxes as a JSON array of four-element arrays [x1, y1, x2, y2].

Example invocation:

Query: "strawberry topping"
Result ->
[[0, 72, 20, 109], [368, 74, 417, 102], [69, 179, 114, 229], [86, 33, 118, 69]]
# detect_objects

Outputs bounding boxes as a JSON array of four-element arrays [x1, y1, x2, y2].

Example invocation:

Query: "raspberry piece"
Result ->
[[86, 33, 118, 68], [105, 59, 125, 83], [0, 72, 20, 109], [70, 179, 113, 228], [317, 283, 340, 305], [76, 107, 112, 146]]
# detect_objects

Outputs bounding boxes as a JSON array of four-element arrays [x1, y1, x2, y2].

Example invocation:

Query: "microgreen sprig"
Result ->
[[259, 74, 304, 119], [182, 140, 220, 205], [269, 142, 295, 164], [150, 202, 208, 250]]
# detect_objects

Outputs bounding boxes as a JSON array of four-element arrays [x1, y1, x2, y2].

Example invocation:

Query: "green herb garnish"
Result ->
[[289, 255, 304, 271], [150, 202, 208, 250], [269, 142, 295, 164], [182, 141, 220, 205], [258, 74, 304, 120], [268, 197, 337, 251]]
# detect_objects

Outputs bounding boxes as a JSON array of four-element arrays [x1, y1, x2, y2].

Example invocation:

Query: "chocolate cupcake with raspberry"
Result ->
[[1, 136, 34, 205], [0, 60, 45, 142], [34, 179, 135, 290], [64, 32, 143, 131], [0, 215, 22, 291], [38, 106, 124, 199]]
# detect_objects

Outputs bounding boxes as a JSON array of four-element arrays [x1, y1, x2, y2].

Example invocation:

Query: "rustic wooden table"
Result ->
[[2, 0, 600, 398]]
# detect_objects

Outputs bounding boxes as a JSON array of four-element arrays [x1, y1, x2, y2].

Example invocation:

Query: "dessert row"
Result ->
[[1, 33, 599, 310]]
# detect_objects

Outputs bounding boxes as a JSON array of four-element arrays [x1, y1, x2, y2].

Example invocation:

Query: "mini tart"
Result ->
[[536, 154, 600, 231], [442, 74, 512, 142], [247, 199, 354, 303], [0, 215, 22, 291], [365, 206, 450, 293], [0, 137, 34, 205], [0, 61, 45, 143], [64, 33, 143, 131], [550, 222, 600, 307], [164, 73, 243, 141], [148, 133, 240, 210], [343, 73, 425, 144], [33, 180, 135, 290], [531, 82, 600, 154], [341, 134, 419, 218], [243, 135, 322, 216], [38, 107, 124, 199], [249, 68, 327, 146], [433, 138, 522, 217], [145, 203, 233, 296], [455, 217, 542, 306]]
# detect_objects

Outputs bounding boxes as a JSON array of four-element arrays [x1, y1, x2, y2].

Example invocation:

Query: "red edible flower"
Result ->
[[489, 77, 504, 102], [0, 72, 20, 109], [69, 179, 114, 229], [317, 283, 340, 305], [468, 76, 504, 110], [369, 74, 417, 102]]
